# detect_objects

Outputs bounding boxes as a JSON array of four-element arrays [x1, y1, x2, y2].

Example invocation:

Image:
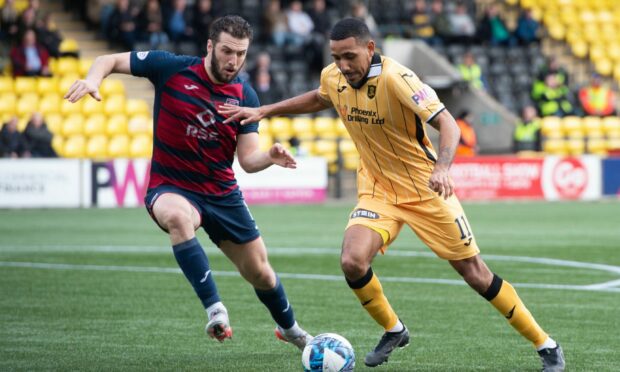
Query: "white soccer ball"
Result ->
[[302, 333, 355, 372]]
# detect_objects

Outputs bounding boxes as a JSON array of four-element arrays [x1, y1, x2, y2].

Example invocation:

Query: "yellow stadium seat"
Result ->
[[594, 58, 613, 76], [58, 75, 81, 94], [86, 135, 108, 158], [108, 135, 130, 158], [17, 117, 28, 131], [0, 93, 17, 115], [258, 118, 270, 134], [107, 114, 128, 136], [59, 38, 80, 55], [63, 135, 86, 158], [38, 94, 61, 115], [541, 116, 564, 138], [570, 38, 588, 58], [99, 79, 125, 97], [291, 117, 315, 140], [602, 116, 620, 136], [298, 139, 314, 155], [79, 59, 93, 77], [339, 138, 358, 156], [582, 116, 603, 137], [127, 114, 151, 135], [0, 76, 14, 94], [37, 77, 59, 95], [607, 137, 620, 152], [55, 57, 80, 77], [14, 77, 37, 95], [52, 135, 64, 156], [14, 0, 30, 13], [566, 137, 585, 155], [587, 137, 607, 155], [60, 98, 83, 115], [543, 138, 567, 155], [548, 22, 565, 40], [16, 93, 39, 116], [84, 114, 107, 137], [125, 99, 150, 116], [562, 116, 583, 137], [314, 117, 337, 139], [335, 119, 349, 138], [129, 134, 152, 158], [589, 44, 607, 61], [314, 139, 338, 162], [104, 94, 126, 116], [62, 114, 85, 136], [82, 96, 104, 116], [268, 117, 292, 139], [45, 113, 63, 134]]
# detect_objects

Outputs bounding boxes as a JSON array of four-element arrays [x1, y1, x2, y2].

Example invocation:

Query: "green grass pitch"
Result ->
[[1, 201, 619, 371]]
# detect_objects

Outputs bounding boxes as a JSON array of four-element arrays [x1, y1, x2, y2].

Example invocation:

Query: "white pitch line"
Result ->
[[1, 261, 619, 293]]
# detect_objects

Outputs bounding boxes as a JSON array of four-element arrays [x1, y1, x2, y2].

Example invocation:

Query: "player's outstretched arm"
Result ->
[[219, 89, 332, 125], [236, 133, 297, 173], [428, 110, 460, 199], [64, 52, 132, 103]]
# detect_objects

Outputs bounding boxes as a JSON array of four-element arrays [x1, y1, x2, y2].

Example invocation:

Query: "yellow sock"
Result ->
[[484, 274, 548, 347], [347, 268, 398, 331]]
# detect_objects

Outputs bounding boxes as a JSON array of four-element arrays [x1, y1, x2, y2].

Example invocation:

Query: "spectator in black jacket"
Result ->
[[24, 112, 57, 158], [1, 116, 29, 158]]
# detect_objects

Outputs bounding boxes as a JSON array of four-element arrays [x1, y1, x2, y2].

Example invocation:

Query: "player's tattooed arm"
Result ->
[[428, 110, 459, 199]]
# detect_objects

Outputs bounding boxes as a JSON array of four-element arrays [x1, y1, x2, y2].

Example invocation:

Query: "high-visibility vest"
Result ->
[[539, 86, 572, 116], [514, 119, 541, 151], [456, 119, 477, 156], [579, 86, 614, 116], [458, 64, 483, 89]]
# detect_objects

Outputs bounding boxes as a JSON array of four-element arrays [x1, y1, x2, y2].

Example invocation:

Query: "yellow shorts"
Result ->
[[345, 195, 480, 260]]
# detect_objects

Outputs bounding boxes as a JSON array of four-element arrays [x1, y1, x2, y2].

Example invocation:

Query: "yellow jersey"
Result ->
[[318, 54, 445, 204]]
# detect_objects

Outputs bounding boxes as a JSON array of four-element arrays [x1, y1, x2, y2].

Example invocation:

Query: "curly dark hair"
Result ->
[[209, 15, 253, 44]]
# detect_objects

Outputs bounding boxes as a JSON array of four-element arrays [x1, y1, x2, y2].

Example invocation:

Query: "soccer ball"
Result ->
[[302, 333, 355, 372]]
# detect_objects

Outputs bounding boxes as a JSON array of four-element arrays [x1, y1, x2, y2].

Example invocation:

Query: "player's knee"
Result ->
[[340, 255, 367, 279], [159, 209, 193, 232]]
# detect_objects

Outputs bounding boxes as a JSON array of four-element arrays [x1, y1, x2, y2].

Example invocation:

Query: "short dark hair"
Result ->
[[330, 18, 371, 43], [209, 15, 253, 44]]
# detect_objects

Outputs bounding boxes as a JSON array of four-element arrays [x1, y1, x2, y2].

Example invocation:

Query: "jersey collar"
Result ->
[[349, 53, 382, 89]]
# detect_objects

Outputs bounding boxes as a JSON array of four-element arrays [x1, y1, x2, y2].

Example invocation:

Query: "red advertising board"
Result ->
[[451, 157, 545, 200]]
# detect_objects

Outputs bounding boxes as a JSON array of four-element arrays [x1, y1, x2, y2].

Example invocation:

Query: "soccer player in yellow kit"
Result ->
[[220, 18, 565, 371]]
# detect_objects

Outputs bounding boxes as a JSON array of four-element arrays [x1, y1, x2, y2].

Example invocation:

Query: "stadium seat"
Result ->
[[58, 74, 81, 94], [38, 94, 61, 115], [107, 114, 128, 136], [335, 119, 350, 138], [103, 94, 126, 116], [566, 137, 586, 155], [541, 116, 564, 138], [543, 138, 567, 155], [602, 116, 620, 136], [607, 137, 620, 153], [52, 135, 64, 156], [86, 135, 108, 159], [313, 139, 338, 162], [108, 135, 130, 158], [587, 137, 607, 155], [291, 117, 315, 140], [17, 117, 28, 131], [125, 99, 150, 116], [594, 58, 613, 76], [582, 116, 603, 137], [339, 138, 358, 156], [99, 79, 125, 97], [258, 118, 270, 134], [562, 116, 584, 137], [79, 59, 93, 77], [0, 93, 17, 115], [268, 117, 292, 139], [82, 96, 104, 116], [14, 77, 37, 95], [37, 77, 59, 95], [0, 76, 14, 94], [61, 114, 85, 136], [127, 114, 151, 135], [314, 117, 338, 139], [59, 38, 80, 56], [55, 57, 80, 76], [45, 113, 63, 134], [63, 135, 86, 158], [60, 98, 83, 115], [84, 114, 107, 137], [129, 134, 152, 158], [16, 93, 39, 116]]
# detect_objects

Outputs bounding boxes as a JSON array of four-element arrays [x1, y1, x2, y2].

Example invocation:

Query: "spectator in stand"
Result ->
[[193, 0, 216, 49], [448, 2, 476, 45], [10, 29, 51, 77], [407, 0, 436, 44], [515, 8, 540, 45], [35, 13, 62, 58], [137, 0, 169, 50], [307, 0, 331, 74], [254, 70, 284, 106], [578, 73, 616, 117], [455, 110, 477, 157], [262, 0, 288, 47], [477, 4, 514, 47], [514, 105, 542, 152], [17, 7, 37, 38], [532, 57, 569, 102], [1, 116, 29, 158], [308, 0, 331, 36], [430, 0, 451, 45], [349, 1, 380, 38], [165, 0, 193, 42], [288, 135, 307, 157], [1, 0, 20, 42], [286, 1, 314, 48], [108, 0, 139, 50], [249, 51, 273, 83], [457, 51, 485, 90], [535, 74, 574, 117], [24, 112, 57, 158]]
